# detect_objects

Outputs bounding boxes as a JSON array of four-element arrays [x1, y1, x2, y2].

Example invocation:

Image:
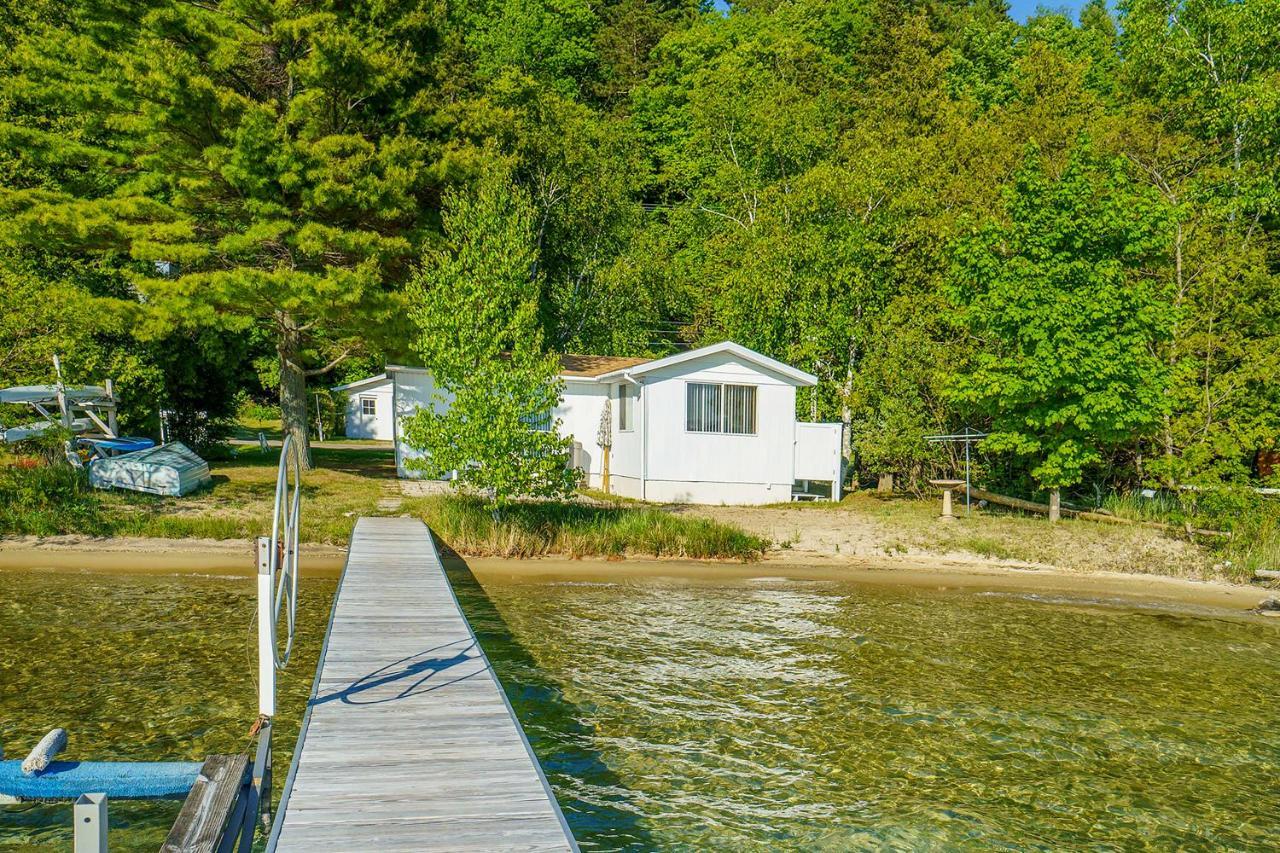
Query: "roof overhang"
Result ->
[[330, 373, 388, 393], [595, 341, 817, 387], [387, 364, 604, 384]]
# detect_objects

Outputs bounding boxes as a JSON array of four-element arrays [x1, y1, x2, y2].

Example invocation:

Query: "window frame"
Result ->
[[359, 395, 377, 417], [685, 381, 758, 436], [616, 383, 635, 432]]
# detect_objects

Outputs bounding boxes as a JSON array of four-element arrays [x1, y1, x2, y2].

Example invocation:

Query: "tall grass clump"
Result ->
[[0, 460, 111, 536], [1104, 487, 1280, 581], [414, 494, 768, 561]]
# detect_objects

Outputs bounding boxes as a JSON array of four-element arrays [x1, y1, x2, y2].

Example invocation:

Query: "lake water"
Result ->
[[2, 565, 1278, 850], [0, 571, 335, 851]]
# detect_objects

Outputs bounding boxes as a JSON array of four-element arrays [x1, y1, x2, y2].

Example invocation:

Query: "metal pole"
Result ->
[[73, 792, 107, 853], [965, 435, 971, 516], [256, 536, 275, 718]]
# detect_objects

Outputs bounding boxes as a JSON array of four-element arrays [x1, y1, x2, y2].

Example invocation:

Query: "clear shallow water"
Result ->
[[449, 569, 1280, 850], [0, 571, 335, 851], [2, 567, 1277, 851]]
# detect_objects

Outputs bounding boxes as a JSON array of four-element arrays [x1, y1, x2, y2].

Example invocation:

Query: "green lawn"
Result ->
[[1, 445, 767, 560]]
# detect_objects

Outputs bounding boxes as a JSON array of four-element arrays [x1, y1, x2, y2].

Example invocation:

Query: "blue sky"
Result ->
[[712, 1, 1091, 25]]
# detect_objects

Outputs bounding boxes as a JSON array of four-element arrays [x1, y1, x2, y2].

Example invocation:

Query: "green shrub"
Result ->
[[0, 460, 110, 536], [1104, 487, 1280, 580]]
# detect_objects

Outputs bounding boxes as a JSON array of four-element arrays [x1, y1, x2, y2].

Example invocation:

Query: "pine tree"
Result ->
[[1, 0, 443, 465]]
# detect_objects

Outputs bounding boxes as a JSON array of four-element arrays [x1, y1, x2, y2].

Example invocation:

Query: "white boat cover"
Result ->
[[0, 385, 108, 405], [88, 442, 212, 497]]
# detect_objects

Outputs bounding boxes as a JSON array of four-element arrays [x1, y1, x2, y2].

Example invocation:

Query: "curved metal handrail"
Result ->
[[267, 434, 303, 670]]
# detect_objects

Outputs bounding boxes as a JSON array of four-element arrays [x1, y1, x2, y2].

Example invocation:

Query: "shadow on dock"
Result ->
[[440, 545, 658, 852], [312, 639, 485, 705]]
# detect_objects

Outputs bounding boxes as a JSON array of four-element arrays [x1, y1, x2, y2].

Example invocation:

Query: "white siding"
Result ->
[[387, 346, 819, 505], [342, 379, 394, 440], [391, 369, 452, 478], [553, 380, 608, 481], [639, 352, 797, 505]]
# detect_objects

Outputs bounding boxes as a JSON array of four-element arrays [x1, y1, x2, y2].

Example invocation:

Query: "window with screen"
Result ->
[[617, 384, 634, 431], [360, 396, 377, 416], [520, 410, 553, 431], [687, 383, 755, 434]]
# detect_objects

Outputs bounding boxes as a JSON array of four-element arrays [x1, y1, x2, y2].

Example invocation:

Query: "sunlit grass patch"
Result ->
[[406, 493, 768, 561]]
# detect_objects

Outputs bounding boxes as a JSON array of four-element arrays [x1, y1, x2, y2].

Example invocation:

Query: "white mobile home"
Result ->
[[388, 341, 843, 505], [332, 373, 394, 440]]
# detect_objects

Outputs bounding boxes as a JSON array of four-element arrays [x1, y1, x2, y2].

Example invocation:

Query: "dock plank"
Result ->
[[271, 517, 576, 851]]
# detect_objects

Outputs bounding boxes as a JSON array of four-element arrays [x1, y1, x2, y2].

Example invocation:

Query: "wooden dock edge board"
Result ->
[[420, 524, 579, 850], [265, 518, 578, 851], [264, 530, 353, 852]]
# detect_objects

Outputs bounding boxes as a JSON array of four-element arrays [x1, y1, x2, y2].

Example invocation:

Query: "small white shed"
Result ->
[[332, 373, 394, 440]]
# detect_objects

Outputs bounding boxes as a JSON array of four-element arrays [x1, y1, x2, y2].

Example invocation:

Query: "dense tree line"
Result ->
[[1, 0, 1276, 496]]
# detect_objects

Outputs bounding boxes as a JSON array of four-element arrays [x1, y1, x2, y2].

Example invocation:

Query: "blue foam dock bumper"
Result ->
[[0, 760, 203, 801]]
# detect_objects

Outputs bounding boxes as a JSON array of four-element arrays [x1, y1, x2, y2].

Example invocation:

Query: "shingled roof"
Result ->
[[557, 354, 652, 378]]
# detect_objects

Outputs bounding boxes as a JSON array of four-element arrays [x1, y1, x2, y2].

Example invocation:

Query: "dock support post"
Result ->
[[74, 792, 108, 853], [256, 537, 275, 718]]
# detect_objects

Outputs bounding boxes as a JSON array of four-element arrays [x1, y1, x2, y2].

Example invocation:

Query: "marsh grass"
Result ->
[[406, 493, 768, 560]]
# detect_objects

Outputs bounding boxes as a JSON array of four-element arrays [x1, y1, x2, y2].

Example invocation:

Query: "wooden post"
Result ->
[[602, 445, 610, 495], [877, 473, 894, 494], [161, 755, 250, 853], [104, 379, 118, 437], [1048, 488, 1061, 523]]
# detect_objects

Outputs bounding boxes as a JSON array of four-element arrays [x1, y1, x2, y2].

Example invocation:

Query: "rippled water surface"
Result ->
[[451, 569, 1280, 850], [3, 566, 1278, 851], [0, 571, 335, 851]]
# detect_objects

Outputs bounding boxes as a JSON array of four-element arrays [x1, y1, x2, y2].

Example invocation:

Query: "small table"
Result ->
[[929, 479, 966, 521]]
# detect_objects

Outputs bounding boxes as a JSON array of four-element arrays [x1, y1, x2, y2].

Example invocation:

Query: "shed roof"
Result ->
[[331, 373, 389, 393], [385, 343, 815, 386], [387, 355, 650, 380]]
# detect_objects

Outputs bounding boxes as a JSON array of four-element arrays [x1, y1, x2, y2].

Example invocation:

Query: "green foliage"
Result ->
[[4, 0, 1279, 502], [0, 459, 108, 535], [948, 143, 1174, 490], [400, 167, 577, 508], [1, 0, 439, 460]]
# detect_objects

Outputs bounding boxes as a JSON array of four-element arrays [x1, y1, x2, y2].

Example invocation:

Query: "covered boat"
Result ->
[[88, 442, 212, 496]]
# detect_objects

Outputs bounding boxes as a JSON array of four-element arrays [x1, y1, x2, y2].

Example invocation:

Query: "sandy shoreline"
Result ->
[[0, 535, 349, 576], [1, 534, 1274, 615]]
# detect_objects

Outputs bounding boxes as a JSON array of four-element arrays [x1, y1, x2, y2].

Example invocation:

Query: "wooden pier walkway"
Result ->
[[270, 517, 577, 851]]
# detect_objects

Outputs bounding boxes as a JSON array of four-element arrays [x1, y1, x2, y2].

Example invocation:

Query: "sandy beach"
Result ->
[[2, 533, 1273, 615]]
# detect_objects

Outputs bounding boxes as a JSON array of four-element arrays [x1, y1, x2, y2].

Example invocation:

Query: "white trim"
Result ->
[[331, 372, 388, 393], [595, 341, 817, 387]]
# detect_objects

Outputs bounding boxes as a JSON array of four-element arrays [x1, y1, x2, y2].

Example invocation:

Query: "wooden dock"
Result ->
[[270, 517, 577, 851]]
